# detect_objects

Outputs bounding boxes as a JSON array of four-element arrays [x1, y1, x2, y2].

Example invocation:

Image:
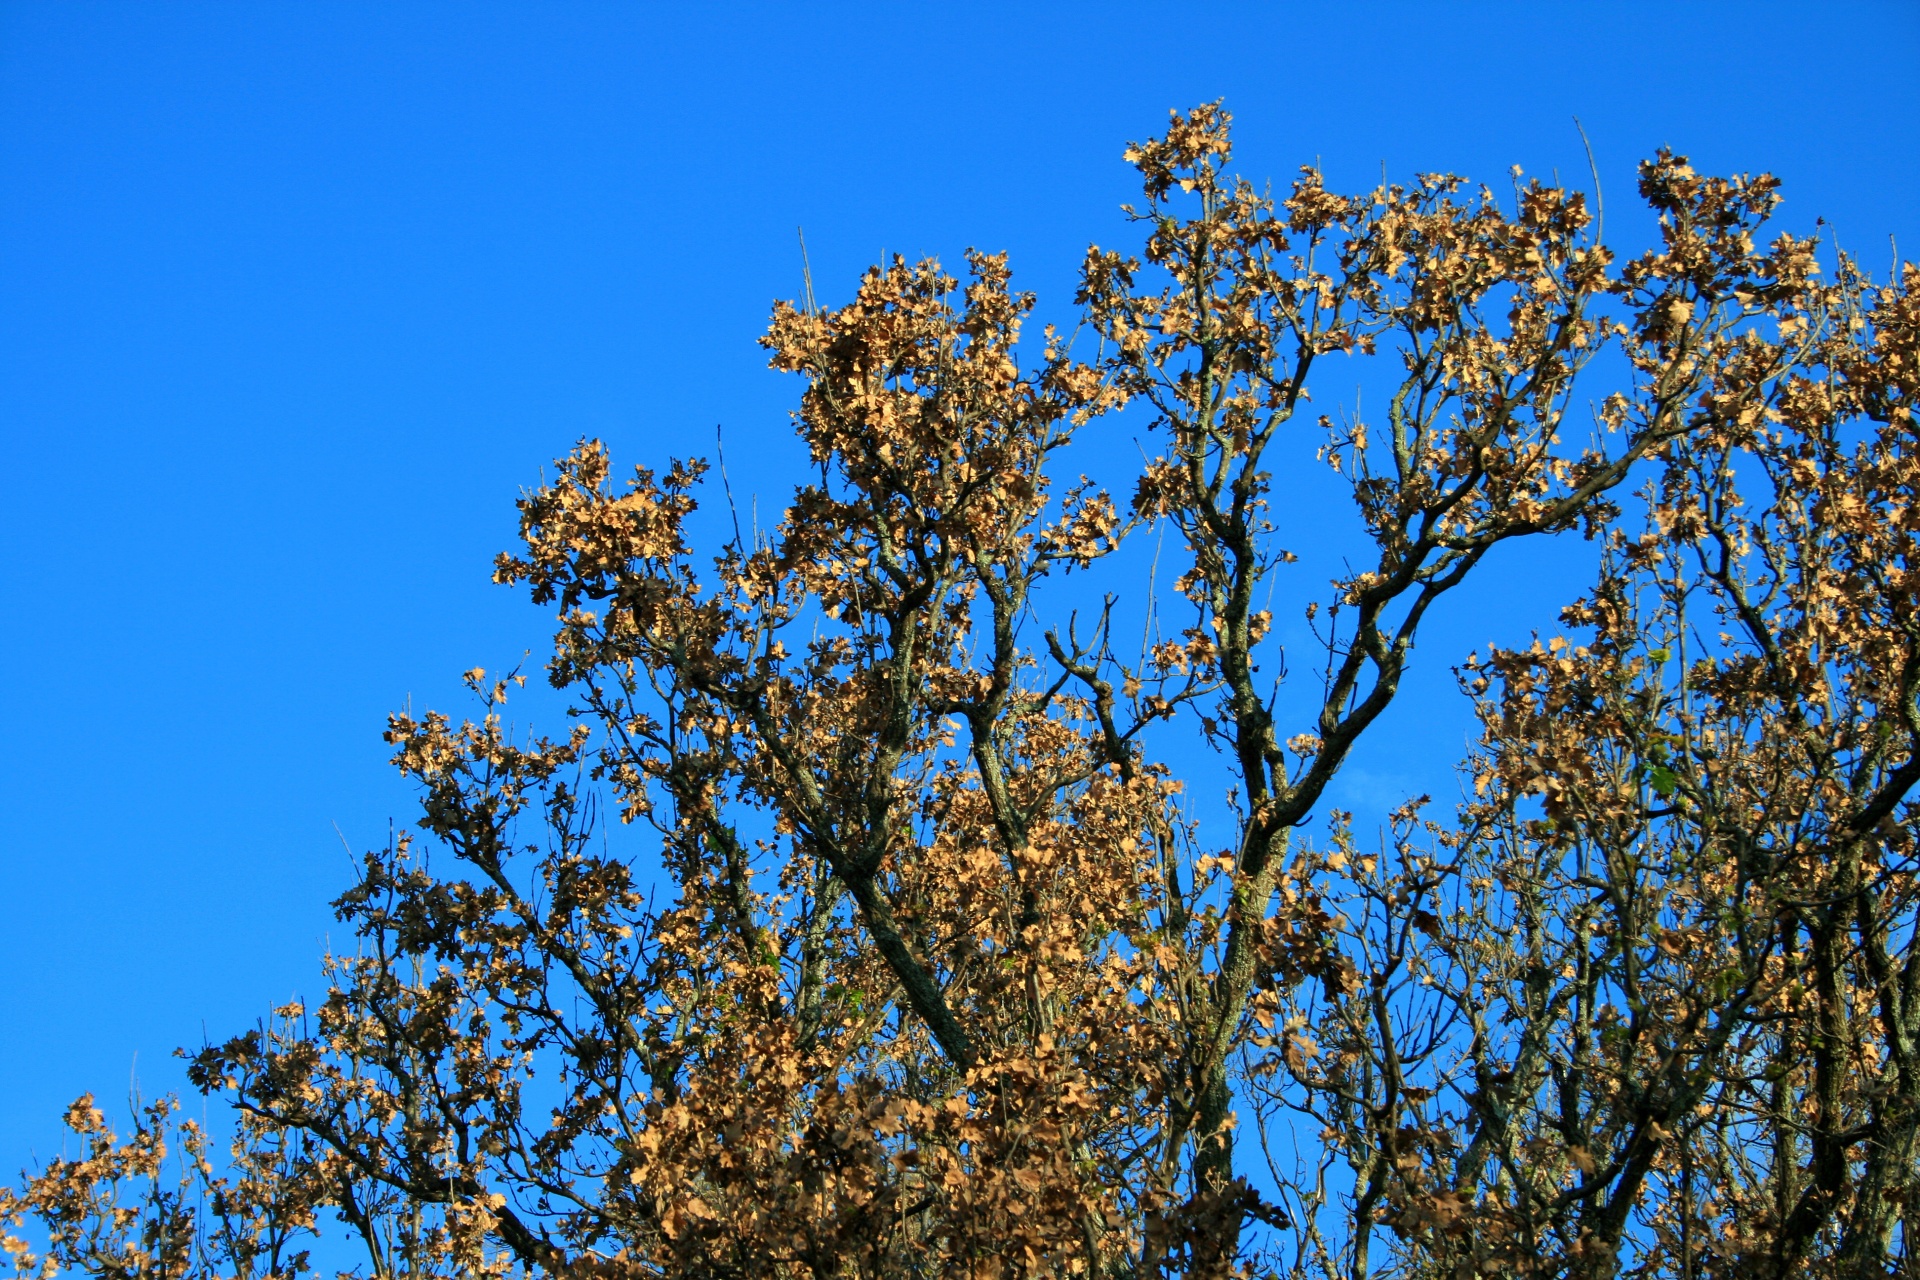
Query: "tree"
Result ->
[[6, 103, 1916, 1279]]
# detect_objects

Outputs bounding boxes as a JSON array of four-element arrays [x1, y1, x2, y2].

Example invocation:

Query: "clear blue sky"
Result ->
[[3, 1, 1915, 1161]]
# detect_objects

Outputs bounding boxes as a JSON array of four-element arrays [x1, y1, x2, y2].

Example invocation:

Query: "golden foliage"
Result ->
[[7, 105, 1917, 1279]]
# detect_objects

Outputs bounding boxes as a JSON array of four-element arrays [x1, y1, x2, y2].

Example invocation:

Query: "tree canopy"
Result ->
[[8, 103, 1919, 1280]]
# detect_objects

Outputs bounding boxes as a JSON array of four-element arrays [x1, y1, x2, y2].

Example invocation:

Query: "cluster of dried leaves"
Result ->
[[7, 104, 1917, 1278]]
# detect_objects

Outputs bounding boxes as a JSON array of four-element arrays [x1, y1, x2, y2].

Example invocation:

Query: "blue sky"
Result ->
[[2, 1, 1915, 1161]]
